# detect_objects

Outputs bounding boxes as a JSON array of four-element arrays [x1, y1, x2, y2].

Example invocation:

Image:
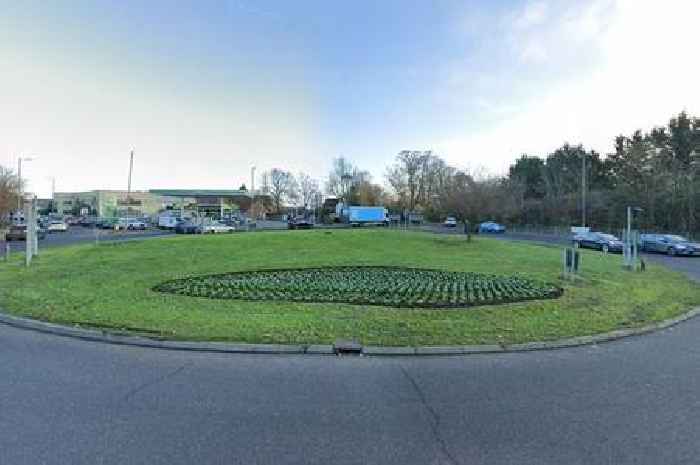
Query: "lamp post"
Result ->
[[250, 166, 256, 221], [17, 156, 34, 211], [581, 152, 587, 227], [689, 150, 698, 238]]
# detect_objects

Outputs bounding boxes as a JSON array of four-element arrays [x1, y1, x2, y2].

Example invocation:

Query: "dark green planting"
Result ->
[[153, 266, 562, 308]]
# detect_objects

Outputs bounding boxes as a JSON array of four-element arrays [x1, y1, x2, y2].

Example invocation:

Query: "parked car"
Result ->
[[5, 225, 47, 241], [640, 234, 700, 256], [97, 218, 119, 230], [47, 220, 68, 233], [479, 221, 506, 233], [78, 217, 97, 227], [202, 222, 236, 234], [288, 217, 314, 230], [443, 216, 457, 227], [572, 231, 624, 253], [174, 221, 202, 234], [118, 219, 147, 230]]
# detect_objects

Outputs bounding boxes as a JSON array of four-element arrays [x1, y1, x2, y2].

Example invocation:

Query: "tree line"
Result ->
[[506, 111, 700, 234], [260, 111, 699, 235], [2, 111, 698, 235]]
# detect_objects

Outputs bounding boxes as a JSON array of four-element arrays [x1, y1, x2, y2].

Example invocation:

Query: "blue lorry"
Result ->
[[336, 204, 388, 226]]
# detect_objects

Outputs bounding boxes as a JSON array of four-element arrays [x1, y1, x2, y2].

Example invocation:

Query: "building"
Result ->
[[53, 189, 271, 219], [150, 189, 256, 218], [54, 191, 164, 218]]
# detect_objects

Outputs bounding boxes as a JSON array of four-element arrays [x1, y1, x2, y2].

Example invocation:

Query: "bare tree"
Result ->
[[325, 157, 373, 204], [0, 166, 21, 228], [325, 157, 354, 198], [264, 168, 297, 213], [390, 150, 431, 210], [385, 164, 408, 208], [297, 172, 320, 209], [356, 180, 387, 206]]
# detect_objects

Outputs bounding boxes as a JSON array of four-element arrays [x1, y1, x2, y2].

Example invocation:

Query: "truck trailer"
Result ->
[[336, 204, 388, 226]]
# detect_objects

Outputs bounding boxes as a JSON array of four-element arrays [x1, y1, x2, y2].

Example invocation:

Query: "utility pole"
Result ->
[[128, 150, 134, 195], [17, 156, 35, 216], [49, 176, 56, 213], [32, 197, 38, 256], [581, 152, 587, 227], [17, 157, 22, 211], [250, 166, 256, 221], [126, 150, 134, 226], [24, 198, 33, 266]]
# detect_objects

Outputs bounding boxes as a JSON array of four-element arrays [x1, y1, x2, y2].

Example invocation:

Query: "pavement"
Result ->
[[2, 226, 700, 464]]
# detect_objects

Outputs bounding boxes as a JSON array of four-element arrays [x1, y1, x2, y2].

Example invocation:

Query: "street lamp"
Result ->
[[17, 156, 35, 211], [581, 152, 586, 227], [250, 166, 256, 221]]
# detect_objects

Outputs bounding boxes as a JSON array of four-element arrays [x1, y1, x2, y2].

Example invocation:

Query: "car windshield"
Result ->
[[597, 234, 618, 241]]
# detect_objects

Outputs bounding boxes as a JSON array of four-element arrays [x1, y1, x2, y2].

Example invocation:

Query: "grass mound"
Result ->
[[152, 266, 562, 308]]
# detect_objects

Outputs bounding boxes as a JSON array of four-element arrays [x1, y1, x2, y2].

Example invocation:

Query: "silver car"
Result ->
[[640, 234, 700, 256]]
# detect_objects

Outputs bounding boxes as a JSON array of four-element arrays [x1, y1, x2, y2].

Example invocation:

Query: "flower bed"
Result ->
[[153, 266, 562, 308]]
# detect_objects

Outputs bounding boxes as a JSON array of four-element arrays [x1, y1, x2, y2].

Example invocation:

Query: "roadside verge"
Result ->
[[2, 306, 699, 356]]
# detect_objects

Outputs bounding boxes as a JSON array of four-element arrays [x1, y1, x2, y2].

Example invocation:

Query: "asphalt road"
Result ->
[[3, 312, 700, 465], [2, 227, 700, 465], [495, 231, 700, 282], [4, 226, 174, 252]]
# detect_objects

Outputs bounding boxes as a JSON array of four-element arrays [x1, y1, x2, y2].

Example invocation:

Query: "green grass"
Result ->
[[0, 229, 698, 346]]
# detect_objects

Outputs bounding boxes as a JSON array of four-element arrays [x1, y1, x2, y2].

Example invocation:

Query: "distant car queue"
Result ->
[[572, 231, 699, 256]]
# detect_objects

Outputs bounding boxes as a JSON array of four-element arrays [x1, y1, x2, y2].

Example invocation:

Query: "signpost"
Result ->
[[24, 198, 33, 266], [562, 247, 580, 280], [624, 206, 643, 270]]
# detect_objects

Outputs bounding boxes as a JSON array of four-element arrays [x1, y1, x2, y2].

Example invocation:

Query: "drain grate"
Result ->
[[333, 339, 363, 355]]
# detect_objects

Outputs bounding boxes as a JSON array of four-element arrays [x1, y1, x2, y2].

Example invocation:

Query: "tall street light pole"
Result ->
[[17, 156, 34, 211], [125, 150, 134, 226], [581, 152, 587, 228], [250, 166, 256, 220], [47, 176, 56, 213]]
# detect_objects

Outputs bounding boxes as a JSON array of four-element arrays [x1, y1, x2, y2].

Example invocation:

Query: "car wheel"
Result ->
[[668, 247, 676, 256], [602, 244, 609, 254]]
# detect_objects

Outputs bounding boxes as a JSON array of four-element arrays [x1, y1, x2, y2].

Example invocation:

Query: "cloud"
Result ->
[[438, 0, 700, 174], [512, 1, 549, 29]]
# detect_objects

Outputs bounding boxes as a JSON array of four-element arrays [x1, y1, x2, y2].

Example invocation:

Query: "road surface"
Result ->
[[3, 310, 700, 465], [2, 227, 699, 464]]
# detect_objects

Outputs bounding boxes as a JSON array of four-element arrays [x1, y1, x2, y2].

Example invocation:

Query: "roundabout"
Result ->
[[2, 230, 700, 465], [0, 229, 697, 346]]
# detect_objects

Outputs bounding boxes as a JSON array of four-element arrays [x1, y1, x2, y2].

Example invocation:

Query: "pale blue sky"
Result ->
[[1, 0, 697, 197]]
